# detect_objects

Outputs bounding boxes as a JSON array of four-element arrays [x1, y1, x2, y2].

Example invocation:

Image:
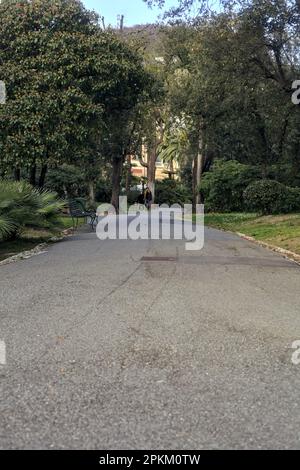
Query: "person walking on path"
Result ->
[[144, 187, 153, 210]]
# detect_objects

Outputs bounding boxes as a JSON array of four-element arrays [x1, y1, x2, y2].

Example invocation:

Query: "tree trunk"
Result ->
[[147, 149, 157, 202], [88, 181, 95, 205], [111, 157, 123, 212], [138, 119, 164, 203], [39, 165, 48, 188], [192, 125, 204, 211], [125, 155, 132, 197], [192, 156, 197, 214], [29, 165, 36, 186], [169, 160, 175, 180], [196, 150, 204, 205]]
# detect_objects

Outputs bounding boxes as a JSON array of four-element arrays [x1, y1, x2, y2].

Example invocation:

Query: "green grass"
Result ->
[[204, 213, 259, 231], [205, 213, 300, 254], [58, 215, 77, 229]]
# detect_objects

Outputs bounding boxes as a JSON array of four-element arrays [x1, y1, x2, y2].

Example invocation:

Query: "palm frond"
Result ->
[[0, 180, 64, 240], [0, 216, 17, 240]]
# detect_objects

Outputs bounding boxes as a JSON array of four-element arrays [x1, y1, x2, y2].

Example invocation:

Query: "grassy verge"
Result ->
[[205, 213, 300, 255], [0, 216, 78, 262]]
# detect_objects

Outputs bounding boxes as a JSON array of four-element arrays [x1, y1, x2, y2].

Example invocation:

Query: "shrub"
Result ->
[[200, 160, 261, 212], [0, 180, 65, 241], [265, 164, 300, 188], [125, 189, 141, 205], [46, 165, 86, 198], [155, 179, 192, 206], [95, 179, 112, 203], [244, 180, 300, 215]]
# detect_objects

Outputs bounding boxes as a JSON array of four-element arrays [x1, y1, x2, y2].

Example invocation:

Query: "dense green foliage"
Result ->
[[146, 0, 300, 210], [46, 165, 86, 198], [0, 0, 152, 208], [244, 180, 300, 215], [200, 162, 300, 215], [200, 161, 261, 212], [0, 0, 299, 223], [0, 181, 64, 241], [0, 0, 101, 180], [95, 179, 112, 204], [155, 179, 192, 206]]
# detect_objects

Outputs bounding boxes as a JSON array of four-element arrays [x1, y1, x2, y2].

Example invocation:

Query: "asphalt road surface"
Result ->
[[1, 222, 300, 449]]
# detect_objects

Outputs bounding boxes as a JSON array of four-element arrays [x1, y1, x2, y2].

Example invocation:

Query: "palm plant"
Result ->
[[158, 114, 192, 170], [0, 180, 65, 241], [158, 134, 187, 164], [0, 216, 17, 239]]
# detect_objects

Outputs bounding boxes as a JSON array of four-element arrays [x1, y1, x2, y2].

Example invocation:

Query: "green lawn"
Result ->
[[205, 213, 300, 255], [57, 215, 77, 229], [0, 216, 77, 262]]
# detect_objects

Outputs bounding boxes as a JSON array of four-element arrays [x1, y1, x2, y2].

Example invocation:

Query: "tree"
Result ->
[[158, 113, 191, 178], [136, 105, 165, 198], [0, 0, 102, 185], [148, 0, 300, 208], [98, 67, 155, 209], [120, 26, 166, 201], [0, 0, 152, 211], [161, 24, 212, 208]]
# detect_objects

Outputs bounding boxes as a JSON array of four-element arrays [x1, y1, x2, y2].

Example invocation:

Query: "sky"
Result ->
[[83, 0, 177, 27]]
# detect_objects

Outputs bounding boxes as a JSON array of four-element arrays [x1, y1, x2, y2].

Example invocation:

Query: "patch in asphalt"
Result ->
[[141, 256, 177, 262], [178, 255, 299, 268]]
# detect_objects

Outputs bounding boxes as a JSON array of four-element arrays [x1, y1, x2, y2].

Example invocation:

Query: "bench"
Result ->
[[69, 200, 97, 231]]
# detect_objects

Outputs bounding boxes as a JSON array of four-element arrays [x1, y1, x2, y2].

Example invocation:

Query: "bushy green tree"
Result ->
[[155, 179, 192, 206], [0, 0, 102, 185], [0, 0, 152, 210], [46, 165, 86, 198], [200, 160, 261, 212], [244, 180, 300, 215]]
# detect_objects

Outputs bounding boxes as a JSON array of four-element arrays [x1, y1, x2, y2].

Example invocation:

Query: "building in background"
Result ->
[[131, 149, 179, 182]]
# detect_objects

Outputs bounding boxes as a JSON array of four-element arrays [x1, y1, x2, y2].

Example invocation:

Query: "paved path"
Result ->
[[0, 224, 300, 449]]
